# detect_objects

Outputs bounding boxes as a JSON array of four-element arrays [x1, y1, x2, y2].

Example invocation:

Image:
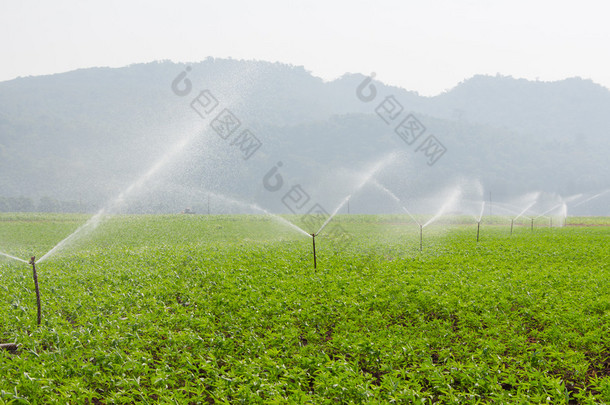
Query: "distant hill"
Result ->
[[0, 59, 608, 214]]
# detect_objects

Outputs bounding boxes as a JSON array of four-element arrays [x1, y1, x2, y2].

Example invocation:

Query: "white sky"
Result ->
[[1, 0, 609, 96]]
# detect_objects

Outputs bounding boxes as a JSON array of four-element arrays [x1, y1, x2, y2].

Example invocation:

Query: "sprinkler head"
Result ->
[[29, 256, 35, 265]]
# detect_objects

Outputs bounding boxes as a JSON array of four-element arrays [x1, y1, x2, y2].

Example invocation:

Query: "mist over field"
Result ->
[[0, 59, 608, 216]]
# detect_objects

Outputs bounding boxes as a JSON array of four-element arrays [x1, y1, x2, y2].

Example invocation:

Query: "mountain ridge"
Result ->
[[0, 59, 608, 214]]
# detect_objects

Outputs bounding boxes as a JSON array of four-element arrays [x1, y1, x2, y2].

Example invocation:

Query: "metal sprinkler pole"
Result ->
[[531, 218, 534, 231], [510, 219, 514, 235], [419, 225, 423, 252], [477, 221, 480, 242], [29, 257, 41, 326], [550, 217, 552, 227], [311, 233, 317, 269]]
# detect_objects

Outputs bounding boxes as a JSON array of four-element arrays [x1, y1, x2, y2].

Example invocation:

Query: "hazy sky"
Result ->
[[1, 0, 609, 96]]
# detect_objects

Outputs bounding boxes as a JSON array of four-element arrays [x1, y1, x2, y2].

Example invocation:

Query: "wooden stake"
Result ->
[[311, 234, 317, 269], [29, 257, 41, 326], [0, 343, 18, 352]]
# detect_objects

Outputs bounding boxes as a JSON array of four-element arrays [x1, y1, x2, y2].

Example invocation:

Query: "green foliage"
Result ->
[[1, 214, 609, 403]]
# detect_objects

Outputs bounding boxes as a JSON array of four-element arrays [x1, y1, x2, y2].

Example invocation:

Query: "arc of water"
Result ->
[[422, 188, 462, 228], [40, 185, 313, 264], [496, 191, 542, 220], [513, 200, 537, 222], [205, 191, 311, 237], [246, 207, 311, 238], [572, 189, 610, 208], [36, 65, 266, 263], [564, 193, 584, 204], [476, 201, 486, 223], [316, 153, 397, 236], [534, 203, 564, 219], [37, 208, 108, 263], [38, 134, 200, 263], [0, 251, 28, 264], [490, 202, 521, 218], [371, 179, 420, 226], [495, 201, 527, 215], [316, 194, 350, 236], [400, 206, 420, 226]]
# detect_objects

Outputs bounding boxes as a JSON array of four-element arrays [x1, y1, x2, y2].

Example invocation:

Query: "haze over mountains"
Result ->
[[0, 59, 608, 214]]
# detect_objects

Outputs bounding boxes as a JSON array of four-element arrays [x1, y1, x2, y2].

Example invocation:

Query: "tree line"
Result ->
[[0, 196, 85, 213]]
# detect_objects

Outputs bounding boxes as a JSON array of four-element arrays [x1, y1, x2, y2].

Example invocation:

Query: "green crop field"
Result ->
[[1, 214, 609, 404]]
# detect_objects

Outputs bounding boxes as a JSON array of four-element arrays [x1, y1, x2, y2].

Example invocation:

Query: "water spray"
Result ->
[[317, 153, 395, 237], [371, 179, 420, 226], [370, 179, 424, 250], [0, 251, 28, 264], [309, 154, 396, 265], [37, 65, 267, 263], [476, 201, 485, 243], [507, 198, 538, 236], [418, 187, 462, 251], [421, 188, 461, 229], [571, 189, 610, 208], [489, 191, 492, 216], [29, 256, 41, 326], [534, 203, 563, 221]]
